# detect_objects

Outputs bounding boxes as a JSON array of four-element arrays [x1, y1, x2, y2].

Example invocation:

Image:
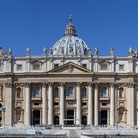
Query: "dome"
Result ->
[[50, 17, 91, 56]]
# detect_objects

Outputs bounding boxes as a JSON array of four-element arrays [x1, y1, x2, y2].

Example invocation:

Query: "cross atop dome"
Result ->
[[65, 15, 77, 36]]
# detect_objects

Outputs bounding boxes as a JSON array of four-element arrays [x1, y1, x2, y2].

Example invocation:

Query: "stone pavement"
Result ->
[[0, 126, 138, 137]]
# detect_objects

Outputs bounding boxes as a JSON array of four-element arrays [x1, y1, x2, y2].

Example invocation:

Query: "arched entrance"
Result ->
[[54, 116, 59, 125], [101, 110, 107, 125], [33, 110, 40, 125], [67, 110, 74, 125], [82, 116, 87, 125]]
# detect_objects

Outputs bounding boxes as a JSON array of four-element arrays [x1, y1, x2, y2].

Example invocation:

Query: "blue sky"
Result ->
[[0, 0, 138, 56]]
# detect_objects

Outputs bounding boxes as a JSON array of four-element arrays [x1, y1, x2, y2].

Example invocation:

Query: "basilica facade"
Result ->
[[0, 17, 137, 127]]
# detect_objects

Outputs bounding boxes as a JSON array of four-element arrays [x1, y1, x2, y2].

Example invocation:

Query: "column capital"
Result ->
[[87, 82, 92, 86], [24, 83, 30, 88], [60, 82, 65, 86], [110, 83, 114, 88], [48, 82, 53, 86], [42, 82, 47, 87], [5, 82, 12, 88], [76, 82, 81, 87], [128, 82, 135, 88]]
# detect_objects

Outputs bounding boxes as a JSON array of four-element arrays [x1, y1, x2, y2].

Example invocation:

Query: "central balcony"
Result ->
[[31, 96, 42, 101], [66, 96, 75, 100]]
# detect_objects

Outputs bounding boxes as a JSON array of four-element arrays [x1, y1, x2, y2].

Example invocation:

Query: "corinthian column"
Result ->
[[94, 83, 98, 126], [25, 83, 31, 126], [128, 83, 135, 125], [48, 82, 53, 125], [76, 83, 81, 125], [110, 83, 115, 126], [42, 83, 47, 125], [88, 82, 93, 126], [5, 83, 13, 126], [60, 82, 64, 126]]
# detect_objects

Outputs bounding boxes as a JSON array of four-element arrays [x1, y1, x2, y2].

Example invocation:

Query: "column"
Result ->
[[5, 83, 13, 126], [94, 83, 98, 126], [110, 83, 115, 126], [48, 82, 53, 125], [42, 83, 47, 125], [0, 84, 3, 100], [128, 83, 135, 125], [88, 82, 93, 126], [31, 110, 34, 125], [76, 83, 81, 125], [25, 83, 31, 126], [60, 82, 64, 126]]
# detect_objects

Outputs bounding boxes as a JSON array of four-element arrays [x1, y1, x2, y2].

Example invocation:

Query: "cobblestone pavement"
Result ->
[[0, 126, 138, 137]]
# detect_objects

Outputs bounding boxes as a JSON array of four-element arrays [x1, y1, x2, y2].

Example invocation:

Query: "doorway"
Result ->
[[67, 110, 74, 125], [33, 110, 40, 125], [101, 110, 107, 125]]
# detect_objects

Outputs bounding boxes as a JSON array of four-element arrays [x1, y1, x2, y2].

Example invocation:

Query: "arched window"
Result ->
[[34, 87, 40, 97], [101, 87, 107, 97], [82, 87, 86, 98], [54, 87, 58, 98], [67, 87, 73, 97], [17, 88, 21, 98]]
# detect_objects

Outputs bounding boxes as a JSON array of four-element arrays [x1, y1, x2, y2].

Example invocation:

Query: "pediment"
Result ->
[[47, 62, 94, 74]]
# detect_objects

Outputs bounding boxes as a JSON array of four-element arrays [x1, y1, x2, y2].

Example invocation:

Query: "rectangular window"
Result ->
[[16, 64, 22, 71], [34, 103, 39, 106], [119, 64, 124, 71], [54, 102, 59, 105], [82, 64, 87, 69], [100, 63, 107, 70], [82, 102, 87, 106], [54, 64, 59, 69], [102, 103, 107, 106]]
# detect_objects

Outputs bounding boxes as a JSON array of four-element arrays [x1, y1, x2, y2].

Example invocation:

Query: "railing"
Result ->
[[31, 97, 42, 100], [100, 97, 110, 100], [66, 96, 75, 100]]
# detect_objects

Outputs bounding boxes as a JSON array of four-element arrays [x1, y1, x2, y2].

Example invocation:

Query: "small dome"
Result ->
[[50, 17, 91, 56]]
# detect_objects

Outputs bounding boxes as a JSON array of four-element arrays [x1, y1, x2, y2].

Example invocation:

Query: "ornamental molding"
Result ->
[[5, 82, 12, 88], [24, 83, 30, 88]]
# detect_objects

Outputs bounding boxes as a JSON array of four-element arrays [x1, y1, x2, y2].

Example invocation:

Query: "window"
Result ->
[[119, 64, 124, 71], [17, 88, 22, 98], [34, 103, 39, 106], [54, 102, 59, 105], [54, 87, 58, 98], [82, 102, 86, 106], [32, 63, 40, 70], [67, 87, 73, 97], [16, 64, 22, 71], [82, 87, 86, 97], [100, 63, 108, 70], [101, 87, 107, 97], [54, 64, 59, 69], [102, 103, 107, 106], [82, 64, 87, 69], [34, 87, 40, 97]]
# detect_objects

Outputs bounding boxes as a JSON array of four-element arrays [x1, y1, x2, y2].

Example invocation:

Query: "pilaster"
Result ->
[[5, 82, 13, 126], [94, 83, 98, 126]]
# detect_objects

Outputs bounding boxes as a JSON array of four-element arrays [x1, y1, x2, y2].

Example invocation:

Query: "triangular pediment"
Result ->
[[46, 62, 94, 75]]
